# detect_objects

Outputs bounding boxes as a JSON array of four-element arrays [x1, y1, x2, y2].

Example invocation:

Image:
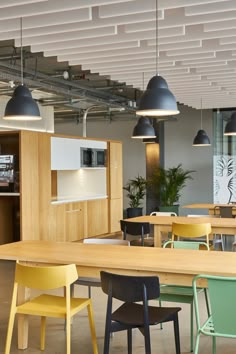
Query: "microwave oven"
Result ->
[[81, 148, 106, 167]]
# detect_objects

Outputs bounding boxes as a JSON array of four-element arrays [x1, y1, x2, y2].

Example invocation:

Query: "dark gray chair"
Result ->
[[72, 238, 130, 297], [120, 220, 154, 247], [100, 271, 181, 354]]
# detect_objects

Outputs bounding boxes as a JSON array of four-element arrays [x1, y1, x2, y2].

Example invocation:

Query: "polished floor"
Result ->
[[0, 260, 235, 354]]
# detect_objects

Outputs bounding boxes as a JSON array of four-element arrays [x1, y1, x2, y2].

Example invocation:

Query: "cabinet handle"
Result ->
[[66, 209, 81, 213]]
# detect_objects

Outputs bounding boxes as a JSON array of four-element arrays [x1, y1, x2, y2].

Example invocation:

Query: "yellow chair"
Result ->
[[187, 214, 224, 250], [5, 262, 98, 354], [171, 222, 211, 245]]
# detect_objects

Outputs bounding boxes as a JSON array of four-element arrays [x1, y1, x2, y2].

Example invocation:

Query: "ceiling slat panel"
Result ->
[[44, 41, 140, 56], [0, 0, 236, 110], [0, 9, 91, 33], [15, 26, 117, 46]]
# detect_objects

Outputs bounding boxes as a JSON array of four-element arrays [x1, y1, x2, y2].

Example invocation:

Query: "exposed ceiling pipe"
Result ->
[[0, 60, 136, 112], [82, 105, 101, 137]]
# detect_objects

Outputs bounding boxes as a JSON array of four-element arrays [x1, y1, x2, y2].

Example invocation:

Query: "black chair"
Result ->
[[219, 206, 233, 218], [120, 220, 154, 246], [100, 271, 181, 354], [219, 206, 236, 250]]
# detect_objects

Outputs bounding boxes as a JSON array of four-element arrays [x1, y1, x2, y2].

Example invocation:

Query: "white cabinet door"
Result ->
[[80, 140, 107, 149], [51, 137, 81, 170]]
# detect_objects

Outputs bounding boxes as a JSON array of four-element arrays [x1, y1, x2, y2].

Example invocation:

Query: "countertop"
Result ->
[[51, 194, 107, 204]]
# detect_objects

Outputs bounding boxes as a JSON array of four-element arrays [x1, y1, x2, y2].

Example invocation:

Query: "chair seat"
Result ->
[[74, 277, 101, 287], [17, 294, 91, 318], [112, 302, 181, 327], [160, 285, 204, 302]]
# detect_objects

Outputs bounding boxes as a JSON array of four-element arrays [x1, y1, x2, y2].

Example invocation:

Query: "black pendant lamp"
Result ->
[[3, 18, 41, 121], [193, 99, 211, 146], [136, 0, 179, 117], [224, 112, 236, 136], [132, 117, 156, 139]]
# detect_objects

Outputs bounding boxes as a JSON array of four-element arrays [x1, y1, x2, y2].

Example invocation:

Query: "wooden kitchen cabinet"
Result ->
[[87, 199, 108, 237], [65, 202, 87, 241], [109, 142, 123, 199], [0, 131, 123, 244], [108, 142, 123, 233]]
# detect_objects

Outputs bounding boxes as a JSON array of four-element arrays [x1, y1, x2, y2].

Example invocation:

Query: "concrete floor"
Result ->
[[0, 260, 235, 354]]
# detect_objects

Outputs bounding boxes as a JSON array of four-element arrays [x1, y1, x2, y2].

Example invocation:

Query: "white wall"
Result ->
[[55, 105, 213, 215]]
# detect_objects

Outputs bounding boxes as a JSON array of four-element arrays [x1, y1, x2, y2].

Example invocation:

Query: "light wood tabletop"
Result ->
[[183, 203, 233, 209], [0, 240, 236, 349], [183, 203, 236, 215], [0, 240, 236, 283], [127, 215, 236, 247]]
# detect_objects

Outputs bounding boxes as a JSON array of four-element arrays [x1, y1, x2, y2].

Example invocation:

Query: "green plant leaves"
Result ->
[[123, 175, 147, 208], [149, 164, 194, 206]]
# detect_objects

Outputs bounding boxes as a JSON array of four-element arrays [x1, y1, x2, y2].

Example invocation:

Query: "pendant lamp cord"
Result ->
[[20, 17, 23, 85], [200, 97, 203, 129], [156, 0, 158, 75]]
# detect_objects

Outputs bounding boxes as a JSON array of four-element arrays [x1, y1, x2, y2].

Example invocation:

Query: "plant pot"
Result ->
[[159, 205, 179, 215], [126, 207, 143, 218]]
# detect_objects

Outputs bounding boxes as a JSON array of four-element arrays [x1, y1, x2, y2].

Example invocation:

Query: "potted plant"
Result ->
[[149, 164, 194, 215], [123, 175, 147, 218]]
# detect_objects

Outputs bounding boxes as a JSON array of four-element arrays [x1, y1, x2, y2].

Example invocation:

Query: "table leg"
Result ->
[[17, 285, 30, 349], [154, 225, 162, 247]]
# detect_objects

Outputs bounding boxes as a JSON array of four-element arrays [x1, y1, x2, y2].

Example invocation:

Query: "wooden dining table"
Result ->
[[0, 240, 236, 349], [183, 203, 236, 215], [127, 215, 236, 247]]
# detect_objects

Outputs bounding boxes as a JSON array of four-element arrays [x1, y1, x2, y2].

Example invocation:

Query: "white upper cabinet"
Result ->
[[80, 140, 107, 149], [51, 137, 80, 170], [51, 137, 107, 170]]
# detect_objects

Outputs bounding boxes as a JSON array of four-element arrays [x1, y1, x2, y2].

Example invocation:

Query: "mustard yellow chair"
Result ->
[[171, 222, 212, 245], [5, 262, 98, 354]]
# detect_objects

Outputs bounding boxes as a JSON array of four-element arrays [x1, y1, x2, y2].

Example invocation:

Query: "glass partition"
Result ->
[[213, 110, 236, 203]]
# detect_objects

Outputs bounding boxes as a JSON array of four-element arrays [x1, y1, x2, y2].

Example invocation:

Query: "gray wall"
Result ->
[[55, 104, 213, 215], [164, 105, 213, 215]]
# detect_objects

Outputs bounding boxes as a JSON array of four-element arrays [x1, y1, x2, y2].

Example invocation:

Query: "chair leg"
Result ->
[[66, 315, 71, 354], [204, 289, 210, 316], [103, 325, 111, 354], [88, 285, 92, 298], [221, 235, 225, 251], [127, 328, 132, 354], [212, 336, 216, 354], [190, 302, 194, 352], [159, 299, 163, 330], [173, 314, 181, 354], [4, 312, 16, 354], [87, 302, 98, 354], [143, 324, 151, 354], [40, 316, 46, 350], [194, 332, 200, 354], [70, 283, 75, 298]]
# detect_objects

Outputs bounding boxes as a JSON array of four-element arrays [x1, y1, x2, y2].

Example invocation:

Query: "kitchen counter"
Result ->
[[51, 194, 107, 204]]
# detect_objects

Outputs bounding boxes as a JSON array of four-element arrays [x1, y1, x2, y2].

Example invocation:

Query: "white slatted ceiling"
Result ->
[[1, 0, 236, 109]]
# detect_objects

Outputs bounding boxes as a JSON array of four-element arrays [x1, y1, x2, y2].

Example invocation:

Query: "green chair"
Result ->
[[160, 223, 211, 352], [193, 274, 236, 354]]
